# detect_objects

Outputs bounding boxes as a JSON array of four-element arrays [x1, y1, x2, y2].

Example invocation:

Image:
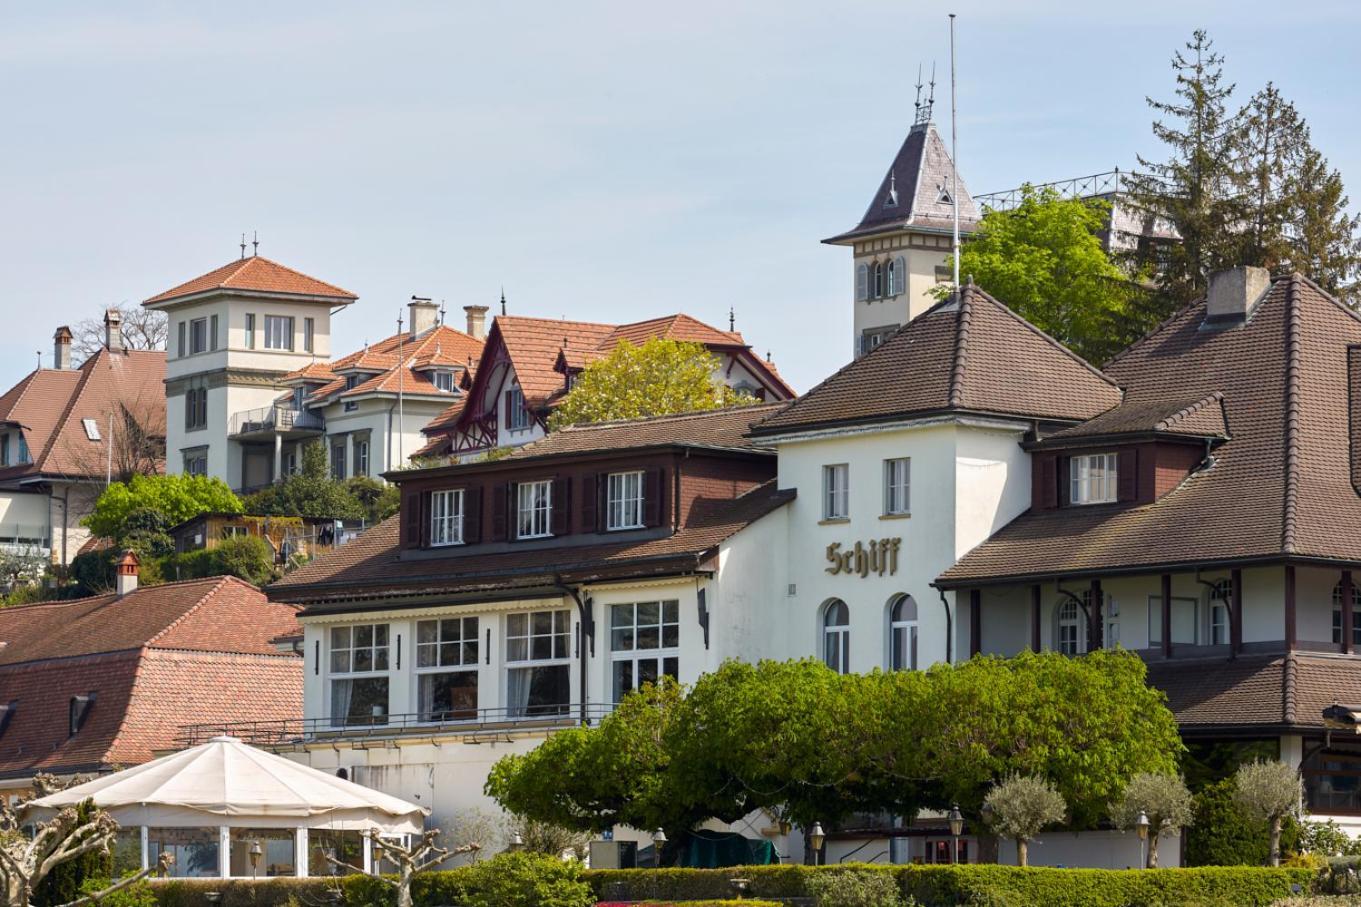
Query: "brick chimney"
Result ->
[[104, 309, 125, 352], [463, 304, 488, 341], [115, 550, 139, 596], [53, 326, 72, 370], [408, 296, 438, 338], [1205, 266, 1270, 328]]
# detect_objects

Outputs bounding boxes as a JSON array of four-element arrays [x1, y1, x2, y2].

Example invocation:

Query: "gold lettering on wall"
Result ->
[[825, 538, 902, 577]]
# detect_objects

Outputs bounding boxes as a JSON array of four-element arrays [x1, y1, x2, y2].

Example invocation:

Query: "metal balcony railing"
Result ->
[[974, 169, 1132, 212], [228, 404, 323, 437], [174, 703, 618, 748]]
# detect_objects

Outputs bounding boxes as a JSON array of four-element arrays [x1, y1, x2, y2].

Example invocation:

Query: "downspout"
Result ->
[[555, 579, 594, 726], [936, 587, 953, 664], [60, 485, 69, 572]]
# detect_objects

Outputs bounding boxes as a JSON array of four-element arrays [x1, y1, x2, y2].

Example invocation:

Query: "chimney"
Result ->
[[104, 308, 125, 352], [114, 550, 139, 596], [408, 296, 438, 338], [463, 304, 488, 341], [1205, 266, 1270, 327], [53, 326, 72, 370]]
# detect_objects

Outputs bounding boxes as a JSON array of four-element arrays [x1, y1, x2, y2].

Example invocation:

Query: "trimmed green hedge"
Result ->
[[584, 863, 1319, 907]]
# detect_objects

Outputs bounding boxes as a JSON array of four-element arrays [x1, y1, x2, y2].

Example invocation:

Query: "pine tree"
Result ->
[[1234, 82, 1306, 271], [1281, 144, 1361, 303], [1125, 30, 1245, 310]]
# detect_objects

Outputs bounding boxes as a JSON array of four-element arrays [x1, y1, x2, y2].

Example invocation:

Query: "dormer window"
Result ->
[[1069, 453, 1118, 505], [433, 371, 454, 392], [69, 693, 96, 736], [506, 387, 532, 431], [516, 480, 553, 539], [936, 183, 953, 205], [430, 489, 465, 546], [606, 471, 645, 531]]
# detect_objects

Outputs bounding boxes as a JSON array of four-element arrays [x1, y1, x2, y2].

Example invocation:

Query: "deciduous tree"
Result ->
[[72, 305, 167, 362], [982, 774, 1066, 867], [1233, 759, 1302, 866], [84, 474, 242, 541], [1110, 772, 1195, 868]]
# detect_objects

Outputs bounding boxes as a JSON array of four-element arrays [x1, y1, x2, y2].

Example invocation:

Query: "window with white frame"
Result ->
[[329, 624, 389, 726], [1069, 453, 1118, 505], [429, 489, 464, 546], [506, 387, 531, 431], [415, 617, 479, 721], [888, 594, 918, 671], [354, 437, 370, 477], [433, 371, 454, 392], [1209, 580, 1231, 646], [506, 609, 571, 717], [606, 471, 644, 531], [244, 313, 256, 349], [516, 479, 552, 539], [264, 315, 294, 351], [610, 600, 679, 701], [1104, 596, 1120, 647], [183, 448, 207, 477], [822, 599, 850, 674], [190, 318, 208, 355], [884, 458, 910, 515], [823, 464, 849, 520], [1334, 582, 1361, 646], [303, 317, 314, 353], [1055, 599, 1083, 656]]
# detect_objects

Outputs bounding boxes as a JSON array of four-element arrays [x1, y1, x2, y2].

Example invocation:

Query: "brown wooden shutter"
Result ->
[[550, 477, 571, 536], [643, 467, 665, 527], [1056, 456, 1070, 507], [403, 489, 422, 548], [463, 486, 483, 544], [504, 389, 514, 422], [1117, 449, 1138, 502], [492, 483, 510, 541], [580, 474, 598, 533], [1038, 456, 1059, 510]]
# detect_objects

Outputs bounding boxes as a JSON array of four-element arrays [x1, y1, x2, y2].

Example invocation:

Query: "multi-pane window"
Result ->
[[1334, 582, 1361, 646], [606, 471, 644, 531], [610, 601, 679, 701], [330, 439, 346, 480], [329, 624, 389, 726], [415, 617, 479, 721], [16, 437, 29, 465], [884, 458, 910, 515], [1069, 453, 1118, 505], [823, 464, 849, 520], [1056, 599, 1082, 656], [264, 315, 294, 351], [506, 387, 531, 431], [185, 387, 207, 431], [183, 449, 207, 476], [889, 594, 918, 671], [1210, 580, 1231, 646], [516, 480, 552, 539], [190, 318, 208, 355], [506, 609, 571, 717], [430, 489, 464, 546], [354, 438, 370, 477], [304, 317, 315, 353], [822, 599, 850, 674], [433, 371, 454, 392], [860, 327, 895, 356]]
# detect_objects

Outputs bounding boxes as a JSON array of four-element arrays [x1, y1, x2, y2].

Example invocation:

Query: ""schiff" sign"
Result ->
[[825, 538, 902, 578]]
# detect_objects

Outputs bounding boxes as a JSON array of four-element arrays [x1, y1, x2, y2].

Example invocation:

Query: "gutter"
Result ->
[[935, 553, 1361, 591]]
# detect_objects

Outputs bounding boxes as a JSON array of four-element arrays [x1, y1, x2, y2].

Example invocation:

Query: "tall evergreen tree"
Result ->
[[1234, 82, 1305, 271], [1281, 144, 1361, 303]]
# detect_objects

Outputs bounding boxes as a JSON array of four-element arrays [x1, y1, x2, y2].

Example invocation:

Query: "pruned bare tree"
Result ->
[[60, 390, 166, 484], [72, 305, 166, 362], [327, 829, 476, 907]]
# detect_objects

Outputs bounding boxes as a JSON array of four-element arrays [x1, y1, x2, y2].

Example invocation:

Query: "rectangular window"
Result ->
[[17, 436, 30, 465], [606, 471, 644, 531], [433, 371, 453, 392], [304, 317, 315, 353], [884, 458, 910, 515], [190, 317, 208, 354], [429, 489, 464, 546], [0, 434, 9, 466], [183, 449, 208, 476], [209, 314, 219, 351], [81, 418, 101, 441], [329, 624, 389, 726], [330, 439, 346, 480], [507, 387, 531, 431], [354, 438, 370, 477], [1148, 595, 1199, 647], [516, 479, 553, 539], [823, 464, 849, 520], [185, 387, 207, 431], [610, 600, 679, 701], [148, 828, 219, 879], [229, 828, 295, 878], [506, 609, 571, 717], [177, 321, 186, 358], [343, 401, 359, 413], [416, 617, 479, 721], [1069, 452, 1118, 505], [264, 315, 295, 351], [244, 314, 256, 350]]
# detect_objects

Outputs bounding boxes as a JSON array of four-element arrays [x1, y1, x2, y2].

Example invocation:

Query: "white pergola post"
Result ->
[[274, 433, 283, 483], [362, 834, 373, 875], [218, 826, 230, 878], [140, 826, 149, 872], [296, 827, 309, 878]]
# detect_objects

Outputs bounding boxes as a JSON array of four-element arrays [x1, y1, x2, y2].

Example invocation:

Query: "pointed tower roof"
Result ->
[[824, 122, 980, 245]]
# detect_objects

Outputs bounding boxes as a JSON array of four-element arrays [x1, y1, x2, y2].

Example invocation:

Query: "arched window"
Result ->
[[886, 258, 898, 297], [1055, 599, 1083, 656], [872, 262, 885, 299], [1333, 582, 1361, 646], [822, 599, 850, 674], [888, 594, 918, 671], [1209, 580, 1231, 646]]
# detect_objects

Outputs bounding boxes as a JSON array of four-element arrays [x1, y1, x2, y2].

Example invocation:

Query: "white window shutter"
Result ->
[[856, 264, 868, 302], [894, 256, 906, 295]]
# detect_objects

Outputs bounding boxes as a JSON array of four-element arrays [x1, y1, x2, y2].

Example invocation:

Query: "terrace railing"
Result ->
[[228, 404, 323, 437]]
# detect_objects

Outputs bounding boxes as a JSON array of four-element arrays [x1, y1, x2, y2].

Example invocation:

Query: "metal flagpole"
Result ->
[[949, 13, 960, 293]]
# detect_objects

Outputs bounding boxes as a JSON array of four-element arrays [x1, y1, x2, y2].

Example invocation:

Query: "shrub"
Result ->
[[209, 535, 276, 585], [1186, 777, 1302, 867], [80, 875, 158, 907], [420, 852, 593, 907], [1234, 759, 1304, 866], [805, 868, 910, 906]]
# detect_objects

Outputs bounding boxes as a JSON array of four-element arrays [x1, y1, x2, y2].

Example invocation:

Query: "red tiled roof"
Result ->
[[308, 325, 484, 407], [144, 256, 356, 306], [496, 316, 617, 405], [505, 404, 782, 461], [281, 362, 338, 384]]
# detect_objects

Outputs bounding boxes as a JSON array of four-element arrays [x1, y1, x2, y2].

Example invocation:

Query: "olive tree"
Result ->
[[983, 775, 1066, 867], [1234, 759, 1302, 866], [1110, 772, 1195, 868]]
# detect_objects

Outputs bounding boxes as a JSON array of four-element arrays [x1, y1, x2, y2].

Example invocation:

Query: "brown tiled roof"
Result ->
[[1147, 653, 1361, 732], [309, 325, 483, 407], [269, 480, 794, 605], [1044, 392, 1230, 442], [144, 255, 356, 306], [0, 348, 165, 484], [604, 314, 745, 349], [938, 276, 1361, 584], [753, 285, 1121, 436], [496, 316, 617, 405], [505, 404, 782, 462]]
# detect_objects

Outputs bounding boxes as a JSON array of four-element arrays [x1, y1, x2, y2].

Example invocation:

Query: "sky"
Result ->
[[2, 1, 1359, 394]]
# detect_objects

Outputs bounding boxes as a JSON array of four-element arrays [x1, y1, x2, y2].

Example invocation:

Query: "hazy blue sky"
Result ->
[[2, 1, 1358, 392]]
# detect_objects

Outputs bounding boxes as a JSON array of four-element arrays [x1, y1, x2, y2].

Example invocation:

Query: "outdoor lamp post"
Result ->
[[1135, 811, 1150, 870], [652, 828, 668, 846], [508, 832, 525, 852], [249, 839, 263, 879], [809, 822, 826, 866], [947, 804, 964, 865]]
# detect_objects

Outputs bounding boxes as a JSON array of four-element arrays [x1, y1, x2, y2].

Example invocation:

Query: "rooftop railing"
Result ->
[[974, 169, 1130, 212], [228, 404, 324, 437]]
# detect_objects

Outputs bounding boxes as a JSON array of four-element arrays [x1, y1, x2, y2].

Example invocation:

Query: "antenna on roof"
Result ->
[[240, 233, 247, 260], [439, 300, 447, 325], [915, 63, 936, 127], [35, 350, 41, 371], [252, 231, 259, 256]]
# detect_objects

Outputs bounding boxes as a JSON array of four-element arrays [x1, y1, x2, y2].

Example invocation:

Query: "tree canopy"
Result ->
[[486, 651, 1182, 845], [243, 441, 368, 521], [83, 473, 242, 540], [546, 338, 756, 431]]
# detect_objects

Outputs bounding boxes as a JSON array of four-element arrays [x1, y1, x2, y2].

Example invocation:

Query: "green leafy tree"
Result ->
[[547, 338, 756, 430], [944, 186, 1141, 363], [1185, 777, 1301, 866], [1110, 772, 1195, 868], [84, 474, 242, 540], [983, 774, 1066, 867], [243, 441, 366, 520], [208, 535, 276, 586], [1234, 759, 1303, 866]]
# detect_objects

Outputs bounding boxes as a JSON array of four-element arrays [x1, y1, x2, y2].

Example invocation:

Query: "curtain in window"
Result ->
[[507, 668, 532, 717], [330, 679, 353, 726]]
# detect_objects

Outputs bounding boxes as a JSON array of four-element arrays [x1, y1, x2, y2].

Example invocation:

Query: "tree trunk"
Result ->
[[397, 862, 414, 907], [1147, 832, 1159, 869], [1016, 838, 1029, 868], [1269, 816, 1283, 867]]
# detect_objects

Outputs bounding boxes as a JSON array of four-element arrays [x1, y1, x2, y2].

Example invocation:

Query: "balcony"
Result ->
[[174, 704, 616, 748], [228, 404, 324, 440]]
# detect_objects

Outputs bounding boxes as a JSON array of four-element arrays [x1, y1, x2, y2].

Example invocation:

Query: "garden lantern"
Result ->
[[809, 821, 826, 865]]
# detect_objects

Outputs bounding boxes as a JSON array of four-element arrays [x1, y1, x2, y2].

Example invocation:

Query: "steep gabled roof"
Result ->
[[144, 255, 356, 306], [496, 316, 617, 404], [306, 324, 483, 408], [752, 285, 1121, 437], [504, 404, 782, 462]]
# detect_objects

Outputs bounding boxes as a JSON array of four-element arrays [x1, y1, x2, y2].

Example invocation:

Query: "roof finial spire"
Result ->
[[913, 62, 923, 119], [439, 299, 447, 325], [914, 62, 936, 127], [240, 233, 247, 259], [500, 287, 507, 316], [729, 306, 735, 332], [252, 230, 259, 256]]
